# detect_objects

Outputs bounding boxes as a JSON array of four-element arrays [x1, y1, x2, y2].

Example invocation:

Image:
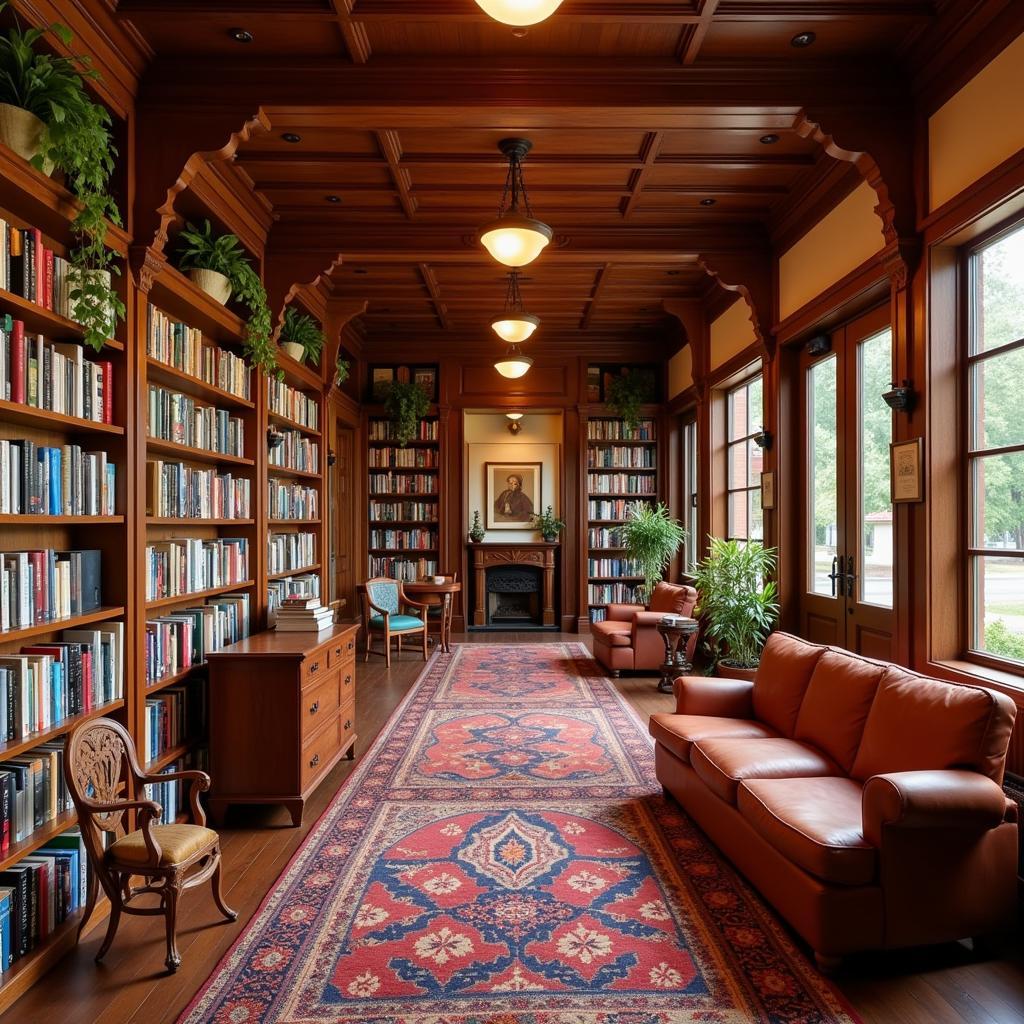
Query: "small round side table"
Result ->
[[656, 617, 699, 694]]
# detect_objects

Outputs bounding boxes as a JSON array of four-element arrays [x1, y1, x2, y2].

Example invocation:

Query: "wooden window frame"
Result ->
[[724, 372, 764, 543], [681, 412, 699, 571]]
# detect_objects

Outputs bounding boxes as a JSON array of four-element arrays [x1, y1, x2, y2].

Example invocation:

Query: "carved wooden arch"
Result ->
[[662, 297, 706, 387], [697, 252, 774, 360]]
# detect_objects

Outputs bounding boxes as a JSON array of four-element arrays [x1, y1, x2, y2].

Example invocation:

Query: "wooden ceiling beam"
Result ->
[[331, 0, 372, 63], [620, 131, 663, 219], [677, 0, 721, 65], [418, 263, 450, 330], [374, 130, 418, 218], [581, 262, 613, 329]]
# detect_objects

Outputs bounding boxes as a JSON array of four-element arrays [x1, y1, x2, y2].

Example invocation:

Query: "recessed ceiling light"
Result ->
[[325, 194, 341, 203], [760, 134, 780, 145], [791, 31, 816, 47], [228, 27, 253, 43], [700, 198, 716, 206], [281, 132, 302, 144], [666, 270, 680, 276]]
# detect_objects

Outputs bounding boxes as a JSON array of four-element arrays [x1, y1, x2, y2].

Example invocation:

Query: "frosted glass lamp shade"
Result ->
[[474, 0, 564, 26], [491, 312, 539, 343], [479, 214, 552, 267], [494, 351, 533, 378]]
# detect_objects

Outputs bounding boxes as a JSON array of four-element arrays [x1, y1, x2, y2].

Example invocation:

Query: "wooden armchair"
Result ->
[[361, 576, 430, 667], [64, 717, 236, 973]]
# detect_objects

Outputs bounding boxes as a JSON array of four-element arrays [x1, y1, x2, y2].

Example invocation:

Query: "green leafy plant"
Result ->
[[531, 505, 565, 541], [693, 537, 779, 670], [469, 510, 485, 543], [621, 501, 686, 603], [607, 368, 656, 434], [280, 306, 325, 365], [384, 378, 431, 447], [176, 220, 278, 379], [984, 619, 1024, 663], [0, 5, 124, 351], [335, 356, 351, 386]]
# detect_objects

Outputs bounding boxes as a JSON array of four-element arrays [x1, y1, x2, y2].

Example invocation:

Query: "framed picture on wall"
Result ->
[[761, 470, 776, 510], [586, 366, 602, 403], [486, 462, 542, 529], [370, 366, 394, 400], [412, 366, 438, 402], [890, 438, 923, 503]]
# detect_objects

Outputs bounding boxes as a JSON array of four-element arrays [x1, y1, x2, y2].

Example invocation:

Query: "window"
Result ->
[[726, 374, 763, 542], [967, 220, 1024, 666], [682, 416, 698, 570]]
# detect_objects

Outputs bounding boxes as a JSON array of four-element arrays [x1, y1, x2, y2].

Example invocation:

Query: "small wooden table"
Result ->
[[656, 617, 699, 694], [403, 579, 461, 653]]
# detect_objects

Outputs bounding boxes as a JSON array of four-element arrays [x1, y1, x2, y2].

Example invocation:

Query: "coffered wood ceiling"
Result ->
[[115, 0, 966, 339]]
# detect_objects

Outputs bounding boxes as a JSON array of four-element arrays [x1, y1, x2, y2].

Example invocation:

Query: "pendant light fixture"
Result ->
[[494, 345, 533, 379], [474, 0, 563, 26], [491, 271, 539, 343], [479, 138, 552, 268]]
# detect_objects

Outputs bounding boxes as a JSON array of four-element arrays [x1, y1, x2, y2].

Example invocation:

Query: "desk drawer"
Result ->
[[328, 634, 357, 667], [340, 702, 356, 751], [302, 713, 340, 792], [302, 649, 329, 685], [303, 670, 341, 737], [339, 663, 355, 703]]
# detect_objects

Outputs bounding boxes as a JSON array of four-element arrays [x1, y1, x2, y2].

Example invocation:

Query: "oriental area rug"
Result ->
[[181, 643, 859, 1024]]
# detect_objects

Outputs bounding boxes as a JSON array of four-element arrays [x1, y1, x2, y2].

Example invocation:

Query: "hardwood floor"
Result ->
[[6, 633, 1022, 1024]]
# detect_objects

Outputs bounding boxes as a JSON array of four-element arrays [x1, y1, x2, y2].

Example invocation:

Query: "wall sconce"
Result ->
[[882, 380, 915, 412], [753, 429, 773, 450], [267, 428, 285, 451], [806, 333, 831, 356], [506, 411, 524, 435]]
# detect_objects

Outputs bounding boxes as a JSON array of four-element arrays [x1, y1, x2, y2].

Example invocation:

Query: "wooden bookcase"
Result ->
[[583, 413, 660, 625]]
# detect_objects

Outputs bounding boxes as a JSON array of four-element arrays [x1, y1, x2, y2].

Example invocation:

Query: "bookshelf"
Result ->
[[0, 135, 131, 1009], [584, 414, 660, 625], [366, 414, 442, 582]]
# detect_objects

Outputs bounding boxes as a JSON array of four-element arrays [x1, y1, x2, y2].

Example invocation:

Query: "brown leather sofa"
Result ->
[[592, 581, 697, 677], [650, 631, 1019, 969]]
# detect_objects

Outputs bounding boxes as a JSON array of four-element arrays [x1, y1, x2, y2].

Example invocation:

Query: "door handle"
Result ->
[[845, 554, 856, 598], [827, 555, 841, 597]]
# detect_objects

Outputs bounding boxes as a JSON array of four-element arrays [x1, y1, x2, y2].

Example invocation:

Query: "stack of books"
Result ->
[[273, 597, 333, 633]]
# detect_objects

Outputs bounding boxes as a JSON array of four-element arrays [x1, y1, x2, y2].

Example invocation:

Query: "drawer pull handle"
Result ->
[[344, 719, 352, 730], [309, 660, 320, 674], [347, 641, 354, 651], [309, 700, 319, 715], [309, 753, 320, 769], [344, 674, 352, 686], [334, 646, 342, 657]]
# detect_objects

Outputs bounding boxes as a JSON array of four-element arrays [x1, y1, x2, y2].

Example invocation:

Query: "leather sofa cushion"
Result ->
[[739, 777, 877, 886], [752, 632, 826, 737], [649, 713, 776, 763], [592, 620, 632, 648], [691, 737, 841, 805], [649, 581, 696, 615], [795, 650, 885, 772], [851, 667, 1017, 783]]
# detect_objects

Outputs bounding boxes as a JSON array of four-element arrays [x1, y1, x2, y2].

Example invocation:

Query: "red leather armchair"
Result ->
[[592, 581, 697, 677]]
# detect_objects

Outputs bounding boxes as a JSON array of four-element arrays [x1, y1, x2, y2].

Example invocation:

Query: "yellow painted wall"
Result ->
[[777, 182, 886, 321], [929, 31, 1024, 211], [668, 346, 693, 398], [710, 297, 757, 369]]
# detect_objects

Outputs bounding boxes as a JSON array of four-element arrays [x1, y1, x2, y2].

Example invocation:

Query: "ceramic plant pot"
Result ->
[[716, 661, 757, 681], [188, 268, 232, 305], [280, 341, 305, 363], [0, 104, 53, 173]]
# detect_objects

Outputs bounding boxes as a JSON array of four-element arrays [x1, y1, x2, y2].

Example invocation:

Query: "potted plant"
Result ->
[[469, 510, 485, 543], [335, 356, 351, 387], [531, 505, 565, 543], [621, 501, 686, 603], [0, 6, 124, 352], [383, 378, 431, 447], [692, 537, 779, 679], [607, 368, 656, 434], [279, 306, 324, 365], [176, 220, 278, 379]]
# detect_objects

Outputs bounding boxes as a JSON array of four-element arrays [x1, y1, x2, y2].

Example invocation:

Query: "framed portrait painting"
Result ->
[[486, 462, 542, 529]]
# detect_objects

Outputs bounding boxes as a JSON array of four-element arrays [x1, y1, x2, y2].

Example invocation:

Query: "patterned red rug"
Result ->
[[181, 644, 860, 1023]]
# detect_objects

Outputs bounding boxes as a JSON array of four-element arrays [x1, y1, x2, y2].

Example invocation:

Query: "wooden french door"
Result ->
[[799, 305, 896, 659]]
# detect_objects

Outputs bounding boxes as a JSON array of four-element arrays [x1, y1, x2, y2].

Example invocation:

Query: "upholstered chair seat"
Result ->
[[361, 577, 431, 667]]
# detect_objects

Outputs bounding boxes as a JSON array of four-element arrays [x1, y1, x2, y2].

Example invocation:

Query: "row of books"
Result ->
[[267, 532, 316, 575], [0, 622, 124, 740], [588, 445, 656, 468], [267, 430, 318, 474], [370, 556, 437, 581], [0, 441, 116, 516], [587, 419, 656, 441], [147, 386, 246, 458], [267, 573, 320, 624], [143, 679, 205, 765], [588, 473, 657, 494], [369, 528, 436, 550], [588, 558, 643, 577], [145, 595, 250, 686], [368, 448, 438, 468], [0, 321, 114, 422], [368, 473, 437, 495], [0, 549, 102, 630], [144, 537, 249, 602], [0, 827, 87, 971], [266, 378, 317, 430], [143, 764, 186, 827], [369, 500, 437, 522], [589, 582, 642, 605], [146, 460, 251, 520], [590, 607, 608, 624], [588, 527, 625, 548], [588, 498, 653, 521], [368, 420, 438, 442], [273, 596, 333, 633], [268, 481, 318, 521], [147, 304, 251, 401], [1, 740, 72, 847]]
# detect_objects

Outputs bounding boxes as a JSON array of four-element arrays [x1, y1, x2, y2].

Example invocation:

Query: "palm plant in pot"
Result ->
[[279, 306, 324, 366], [621, 501, 686, 603], [692, 537, 779, 679]]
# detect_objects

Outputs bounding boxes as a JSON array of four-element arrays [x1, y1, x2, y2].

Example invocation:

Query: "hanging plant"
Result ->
[[335, 356, 351, 387], [607, 368, 656, 434], [384, 378, 430, 447], [279, 306, 324, 366], [176, 220, 279, 379], [0, 5, 125, 352]]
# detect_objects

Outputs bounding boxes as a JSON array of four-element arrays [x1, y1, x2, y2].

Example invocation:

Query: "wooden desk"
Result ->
[[207, 623, 359, 827], [399, 580, 461, 653]]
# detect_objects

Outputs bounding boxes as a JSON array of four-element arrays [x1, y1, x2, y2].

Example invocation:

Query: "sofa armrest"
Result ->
[[862, 770, 1011, 845], [606, 602, 641, 622], [672, 676, 754, 717], [632, 610, 675, 629]]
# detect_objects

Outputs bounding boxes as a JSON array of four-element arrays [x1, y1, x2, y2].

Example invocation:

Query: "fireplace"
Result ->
[[486, 565, 542, 625], [469, 542, 558, 630]]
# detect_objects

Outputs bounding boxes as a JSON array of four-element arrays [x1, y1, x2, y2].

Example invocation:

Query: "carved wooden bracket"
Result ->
[[129, 245, 168, 296], [879, 238, 921, 291], [325, 299, 370, 395], [697, 253, 774, 360], [663, 297, 708, 393]]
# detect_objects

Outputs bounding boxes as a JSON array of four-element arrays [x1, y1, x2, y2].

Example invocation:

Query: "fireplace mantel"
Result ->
[[469, 542, 558, 627]]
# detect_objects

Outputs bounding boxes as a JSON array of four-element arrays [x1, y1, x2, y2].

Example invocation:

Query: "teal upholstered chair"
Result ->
[[361, 577, 430, 667]]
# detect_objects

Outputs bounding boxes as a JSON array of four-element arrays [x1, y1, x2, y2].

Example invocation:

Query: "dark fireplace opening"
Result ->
[[485, 565, 542, 627]]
